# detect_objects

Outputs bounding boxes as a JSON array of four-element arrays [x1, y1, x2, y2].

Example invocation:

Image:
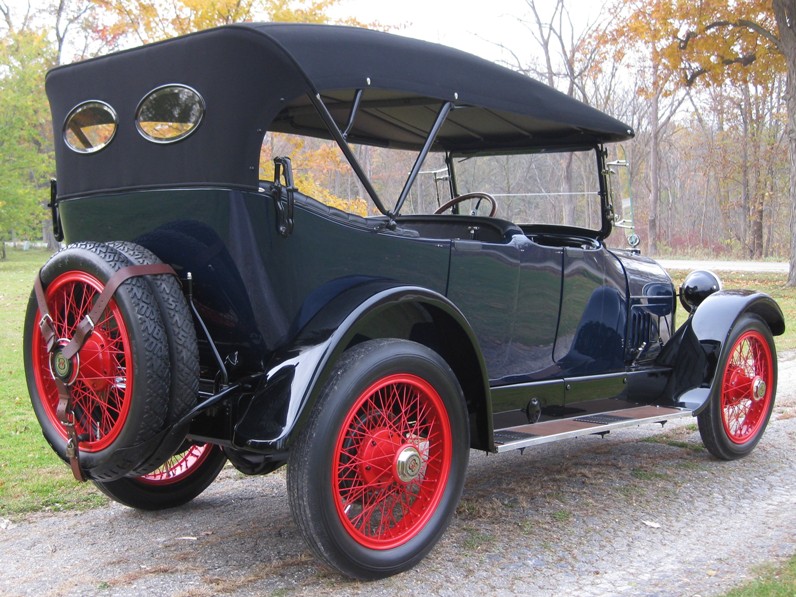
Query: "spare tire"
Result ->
[[107, 241, 199, 476], [24, 242, 180, 481]]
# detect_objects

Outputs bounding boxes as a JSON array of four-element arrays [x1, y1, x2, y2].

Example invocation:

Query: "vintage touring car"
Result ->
[[26, 23, 784, 579]]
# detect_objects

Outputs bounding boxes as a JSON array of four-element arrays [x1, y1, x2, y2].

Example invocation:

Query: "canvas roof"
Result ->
[[46, 23, 634, 198]]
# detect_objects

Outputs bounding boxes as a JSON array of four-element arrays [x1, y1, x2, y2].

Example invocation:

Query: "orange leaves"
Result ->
[[260, 133, 368, 217], [268, 0, 339, 24], [92, 0, 343, 45], [603, 0, 784, 91]]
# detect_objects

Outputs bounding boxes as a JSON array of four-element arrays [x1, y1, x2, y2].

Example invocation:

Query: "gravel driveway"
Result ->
[[2, 353, 795, 597]]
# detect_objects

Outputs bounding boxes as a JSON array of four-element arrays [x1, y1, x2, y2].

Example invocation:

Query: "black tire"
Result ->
[[697, 314, 777, 460], [23, 242, 172, 481], [287, 339, 469, 580], [94, 443, 226, 510], [107, 241, 199, 475]]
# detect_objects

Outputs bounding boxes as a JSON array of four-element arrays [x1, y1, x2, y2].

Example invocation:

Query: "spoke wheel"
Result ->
[[334, 374, 452, 550], [720, 330, 773, 444], [139, 443, 215, 486], [94, 443, 227, 510], [698, 314, 777, 460], [32, 271, 134, 452], [288, 339, 469, 580]]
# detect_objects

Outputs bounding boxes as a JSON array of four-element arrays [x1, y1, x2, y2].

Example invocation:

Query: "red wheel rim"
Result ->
[[333, 374, 452, 550], [138, 444, 214, 486], [720, 329, 773, 444], [31, 271, 134, 452]]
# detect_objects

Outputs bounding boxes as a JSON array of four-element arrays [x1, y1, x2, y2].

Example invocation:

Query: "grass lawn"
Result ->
[[0, 250, 794, 518], [0, 248, 106, 516], [724, 554, 796, 597], [667, 270, 796, 352]]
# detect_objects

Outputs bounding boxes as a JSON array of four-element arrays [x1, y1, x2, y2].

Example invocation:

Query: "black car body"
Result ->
[[26, 23, 784, 579]]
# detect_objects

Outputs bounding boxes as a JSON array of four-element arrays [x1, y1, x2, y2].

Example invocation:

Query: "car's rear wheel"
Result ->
[[697, 314, 777, 460], [94, 443, 227, 510], [287, 339, 469, 579]]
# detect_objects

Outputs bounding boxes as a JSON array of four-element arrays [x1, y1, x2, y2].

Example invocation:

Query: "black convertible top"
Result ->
[[47, 23, 634, 198]]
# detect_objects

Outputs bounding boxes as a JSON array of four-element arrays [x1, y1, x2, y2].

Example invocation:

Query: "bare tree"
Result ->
[[773, 0, 796, 283]]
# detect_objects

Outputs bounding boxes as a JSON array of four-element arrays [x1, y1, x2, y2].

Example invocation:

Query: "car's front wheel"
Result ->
[[697, 314, 777, 460], [287, 339, 469, 579]]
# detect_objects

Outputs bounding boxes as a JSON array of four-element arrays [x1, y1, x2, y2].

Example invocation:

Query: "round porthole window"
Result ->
[[63, 101, 118, 154], [136, 84, 205, 143]]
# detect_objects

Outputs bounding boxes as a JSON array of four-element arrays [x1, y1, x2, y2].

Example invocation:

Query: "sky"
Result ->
[[331, 0, 528, 61], [2, 0, 607, 72], [329, 0, 606, 66]]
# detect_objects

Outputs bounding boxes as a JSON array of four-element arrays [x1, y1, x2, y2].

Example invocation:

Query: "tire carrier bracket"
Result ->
[[33, 263, 177, 481]]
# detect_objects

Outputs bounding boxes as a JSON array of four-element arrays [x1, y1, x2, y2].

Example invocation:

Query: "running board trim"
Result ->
[[493, 405, 692, 453]]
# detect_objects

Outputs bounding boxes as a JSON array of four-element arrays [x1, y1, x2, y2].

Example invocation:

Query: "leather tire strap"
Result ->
[[60, 263, 175, 361]]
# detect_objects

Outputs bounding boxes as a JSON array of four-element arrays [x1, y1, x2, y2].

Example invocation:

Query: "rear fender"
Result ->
[[659, 290, 784, 413], [232, 278, 491, 452]]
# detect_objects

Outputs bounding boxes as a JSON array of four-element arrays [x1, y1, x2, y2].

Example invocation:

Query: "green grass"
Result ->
[[723, 554, 796, 597], [630, 468, 670, 481], [0, 248, 106, 516], [669, 270, 796, 352], [727, 272, 796, 351]]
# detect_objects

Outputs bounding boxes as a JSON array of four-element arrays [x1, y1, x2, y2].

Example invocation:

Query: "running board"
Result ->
[[493, 405, 692, 453]]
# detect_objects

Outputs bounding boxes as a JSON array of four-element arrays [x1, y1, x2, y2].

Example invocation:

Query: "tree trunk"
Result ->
[[563, 153, 576, 226], [787, 66, 796, 282], [773, 0, 796, 285], [648, 87, 661, 255], [42, 220, 59, 252], [741, 85, 751, 256]]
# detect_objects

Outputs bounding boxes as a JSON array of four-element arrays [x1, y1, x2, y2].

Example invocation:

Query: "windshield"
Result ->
[[451, 150, 602, 230]]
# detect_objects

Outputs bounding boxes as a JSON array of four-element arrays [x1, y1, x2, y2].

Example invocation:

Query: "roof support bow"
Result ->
[[309, 92, 390, 217], [394, 101, 453, 216]]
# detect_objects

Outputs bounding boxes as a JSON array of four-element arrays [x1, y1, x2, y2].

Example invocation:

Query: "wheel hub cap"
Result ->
[[752, 376, 767, 401], [49, 342, 78, 385], [395, 446, 423, 483], [48, 334, 113, 391]]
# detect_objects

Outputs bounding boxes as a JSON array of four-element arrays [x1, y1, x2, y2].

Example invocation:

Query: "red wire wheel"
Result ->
[[24, 242, 173, 481], [30, 271, 134, 452], [698, 314, 777, 460], [138, 443, 214, 486], [333, 373, 452, 549], [288, 339, 469, 580], [719, 329, 774, 444]]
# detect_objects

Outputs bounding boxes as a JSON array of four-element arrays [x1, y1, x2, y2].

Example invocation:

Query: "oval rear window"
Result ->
[[136, 85, 205, 143], [63, 101, 117, 154]]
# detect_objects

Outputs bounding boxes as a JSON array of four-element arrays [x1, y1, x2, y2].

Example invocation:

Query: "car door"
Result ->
[[446, 237, 521, 381], [554, 243, 629, 405]]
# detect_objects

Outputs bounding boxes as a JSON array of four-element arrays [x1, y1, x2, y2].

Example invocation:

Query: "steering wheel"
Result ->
[[434, 192, 497, 217]]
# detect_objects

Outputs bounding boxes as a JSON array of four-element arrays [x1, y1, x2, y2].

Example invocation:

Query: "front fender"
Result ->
[[232, 278, 490, 451], [692, 290, 784, 340], [659, 290, 784, 413]]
